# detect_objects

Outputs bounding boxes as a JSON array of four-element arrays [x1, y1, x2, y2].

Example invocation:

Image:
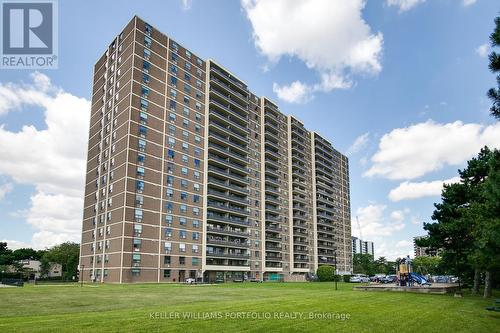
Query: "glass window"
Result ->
[[140, 112, 148, 123], [180, 230, 187, 239], [181, 192, 187, 200], [179, 243, 186, 252], [164, 242, 172, 252], [137, 153, 145, 163], [192, 257, 199, 266], [166, 188, 174, 197], [138, 139, 146, 150], [168, 149, 175, 159], [164, 256, 171, 265], [182, 155, 188, 163], [165, 228, 172, 237], [165, 215, 173, 225], [137, 167, 145, 176], [181, 167, 188, 175], [136, 180, 144, 191], [192, 244, 199, 253], [179, 217, 187, 226], [167, 175, 174, 186], [163, 269, 171, 278], [132, 253, 141, 262], [180, 204, 187, 213]]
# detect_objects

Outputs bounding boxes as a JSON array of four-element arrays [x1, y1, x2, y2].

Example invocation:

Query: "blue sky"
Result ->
[[0, 0, 499, 259]]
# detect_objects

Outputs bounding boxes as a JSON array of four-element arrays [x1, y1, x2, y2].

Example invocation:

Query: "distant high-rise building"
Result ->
[[413, 236, 440, 257], [352, 237, 374, 256], [79, 16, 352, 283]]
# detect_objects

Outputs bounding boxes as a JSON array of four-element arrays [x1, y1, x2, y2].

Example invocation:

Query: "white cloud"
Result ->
[[242, 0, 383, 103], [390, 210, 405, 223], [475, 43, 490, 58], [352, 204, 405, 239], [463, 0, 477, 7], [389, 176, 461, 201], [347, 132, 370, 155], [386, 0, 426, 12], [395, 240, 412, 248], [0, 72, 90, 249], [0, 182, 13, 200], [364, 120, 500, 180], [180, 0, 192, 10], [1, 239, 32, 250]]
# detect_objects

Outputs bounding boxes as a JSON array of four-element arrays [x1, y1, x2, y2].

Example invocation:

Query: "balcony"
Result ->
[[207, 252, 250, 259], [210, 65, 247, 92], [208, 153, 248, 173], [206, 212, 250, 226], [207, 177, 249, 194], [207, 166, 249, 184], [210, 107, 248, 133], [207, 226, 250, 237], [209, 120, 247, 141], [206, 237, 250, 248], [207, 201, 249, 216], [207, 189, 249, 205], [208, 142, 248, 164]]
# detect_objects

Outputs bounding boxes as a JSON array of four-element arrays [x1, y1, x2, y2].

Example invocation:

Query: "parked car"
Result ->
[[185, 278, 196, 284], [350, 274, 370, 283], [370, 274, 386, 283], [381, 275, 397, 284]]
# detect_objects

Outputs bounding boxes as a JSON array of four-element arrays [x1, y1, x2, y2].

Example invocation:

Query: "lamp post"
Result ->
[[334, 249, 338, 291], [80, 264, 85, 288]]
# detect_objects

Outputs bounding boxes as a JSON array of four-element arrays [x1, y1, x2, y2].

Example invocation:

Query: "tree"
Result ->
[[316, 265, 335, 282], [42, 242, 80, 280], [419, 147, 500, 297], [412, 256, 442, 276], [487, 15, 500, 119], [353, 254, 376, 276], [11, 248, 41, 261]]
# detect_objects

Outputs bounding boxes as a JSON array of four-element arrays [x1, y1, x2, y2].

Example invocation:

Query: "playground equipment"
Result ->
[[397, 255, 430, 287]]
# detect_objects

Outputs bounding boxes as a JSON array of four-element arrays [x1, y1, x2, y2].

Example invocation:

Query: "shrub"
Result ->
[[316, 265, 335, 282], [343, 275, 352, 283]]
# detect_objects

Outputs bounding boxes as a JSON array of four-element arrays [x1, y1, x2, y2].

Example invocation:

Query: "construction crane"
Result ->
[[356, 216, 363, 241]]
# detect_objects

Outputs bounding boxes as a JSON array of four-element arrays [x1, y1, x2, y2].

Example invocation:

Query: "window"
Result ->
[[137, 153, 145, 164], [195, 113, 201, 121], [167, 175, 174, 186], [184, 73, 191, 82], [165, 215, 173, 225], [192, 257, 199, 266], [181, 167, 188, 175], [135, 194, 144, 206], [164, 256, 171, 265], [138, 139, 146, 151], [182, 155, 188, 163], [167, 162, 174, 173], [137, 166, 145, 177], [171, 53, 178, 62], [132, 268, 141, 276], [166, 188, 173, 197], [144, 36, 152, 48], [180, 230, 187, 239], [143, 61, 150, 73], [170, 100, 177, 110], [179, 217, 187, 226], [178, 256, 185, 265], [170, 89, 177, 99], [134, 209, 143, 220], [168, 124, 176, 134], [168, 149, 175, 159], [193, 183, 200, 191], [193, 195, 200, 203], [180, 204, 187, 213], [195, 102, 202, 111], [194, 159, 201, 168], [136, 180, 144, 191], [181, 179, 188, 188], [192, 244, 199, 253], [182, 119, 189, 128], [141, 85, 149, 98], [145, 23, 152, 35], [185, 62, 191, 71], [168, 137, 175, 148], [194, 172, 200, 180], [192, 232, 199, 240], [184, 85, 191, 95], [182, 131, 189, 139], [185, 50, 191, 58], [192, 220, 200, 228], [143, 48, 151, 60], [142, 73, 150, 84], [179, 243, 186, 252], [164, 242, 172, 253], [139, 125, 147, 136], [170, 76, 177, 86], [182, 143, 189, 152], [132, 253, 141, 263], [183, 95, 190, 105], [140, 98, 148, 111], [169, 112, 176, 121], [193, 207, 200, 216], [165, 202, 173, 213], [165, 228, 172, 238], [194, 148, 201, 156], [133, 238, 142, 250], [163, 269, 171, 278], [134, 224, 142, 236]]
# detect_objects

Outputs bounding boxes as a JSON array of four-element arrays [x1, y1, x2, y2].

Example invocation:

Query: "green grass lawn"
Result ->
[[1, 282, 499, 332]]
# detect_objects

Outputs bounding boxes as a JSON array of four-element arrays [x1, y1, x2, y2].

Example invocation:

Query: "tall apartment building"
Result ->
[[352, 237, 374, 257], [80, 16, 351, 283], [413, 236, 440, 257]]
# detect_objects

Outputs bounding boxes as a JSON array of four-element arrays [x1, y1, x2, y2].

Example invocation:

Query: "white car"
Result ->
[[350, 274, 370, 283], [185, 278, 196, 284]]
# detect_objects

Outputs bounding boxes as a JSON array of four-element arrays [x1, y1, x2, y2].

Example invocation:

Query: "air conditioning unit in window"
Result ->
[[135, 218, 142, 223]]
